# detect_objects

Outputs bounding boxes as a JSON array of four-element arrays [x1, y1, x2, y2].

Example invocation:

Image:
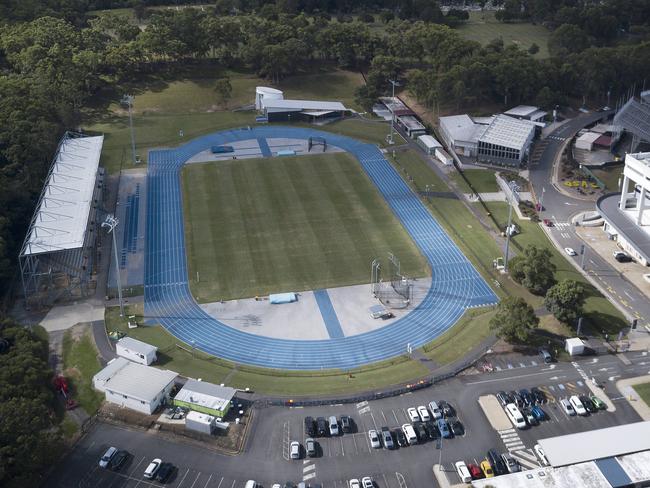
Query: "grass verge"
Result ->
[[62, 327, 104, 414], [452, 169, 499, 194], [182, 152, 428, 302], [633, 383, 650, 408]]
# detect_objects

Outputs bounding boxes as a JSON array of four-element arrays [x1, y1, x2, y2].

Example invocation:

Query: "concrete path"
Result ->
[[40, 302, 105, 332], [617, 376, 650, 420], [92, 319, 115, 366]]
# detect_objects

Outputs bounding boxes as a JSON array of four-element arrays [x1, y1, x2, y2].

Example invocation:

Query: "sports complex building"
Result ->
[[255, 86, 350, 123], [19, 132, 104, 309]]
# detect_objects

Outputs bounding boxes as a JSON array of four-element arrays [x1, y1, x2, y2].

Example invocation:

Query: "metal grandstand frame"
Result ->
[[613, 96, 650, 152], [370, 253, 411, 309], [19, 132, 105, 309]]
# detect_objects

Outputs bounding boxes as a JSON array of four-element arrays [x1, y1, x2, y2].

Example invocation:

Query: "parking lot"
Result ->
[[48, 355, 645, 488]]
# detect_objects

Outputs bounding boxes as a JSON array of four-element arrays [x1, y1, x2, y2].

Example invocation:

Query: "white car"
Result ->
[[455, 461, 472, 483], [290, 441, 300, 459], [569, 395, 587, 416], [368, 429, 381, 448], [534, 444, 549, 466], [349, 479, 361, 488], [564, 247, 577, 256], [417, 405, 431, 422], [329, 415, 339, 436], [99, 446, 117, 469], [407, 407, 420, 422], [361, 477, 374, 488], [143, 458, 161, 478], [560, 398, 576, 416], [428, 401, 442, 419]]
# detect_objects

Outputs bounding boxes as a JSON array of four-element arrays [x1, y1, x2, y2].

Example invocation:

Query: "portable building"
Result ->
[[173, 379, 236, 417], [565, 338, 585, 356], [417, 135, 442, 155], [116, 337, 157, 365], [185, 410, 215, 435], [435, 148, 453, 166]]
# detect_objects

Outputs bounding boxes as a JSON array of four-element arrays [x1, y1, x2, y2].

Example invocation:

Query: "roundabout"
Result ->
[[144, 126, 498, 370]]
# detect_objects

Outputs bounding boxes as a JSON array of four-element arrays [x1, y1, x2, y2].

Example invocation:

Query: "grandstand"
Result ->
[[19, 132, 105, 309], [613, 96, 650, 151]]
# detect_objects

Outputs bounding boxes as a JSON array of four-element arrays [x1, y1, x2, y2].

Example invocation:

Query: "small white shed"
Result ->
[[116, 337, 157, 365], [435, 147, 453, 166], [417, 135, 442, 155], [185, 410, 215, 435], [565, 337, 585, 356]]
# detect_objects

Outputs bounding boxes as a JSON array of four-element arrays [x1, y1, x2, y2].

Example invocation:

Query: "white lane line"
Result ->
[[202, 474, 212, 488], [340, 437, 345, 457], [303, 465, 316, 473], [175, 468, 190, 488], [189, 472, 202, 488], [303, 472, 317, 481], [466, 370, 566, 385], [216, 476, 224, 488]]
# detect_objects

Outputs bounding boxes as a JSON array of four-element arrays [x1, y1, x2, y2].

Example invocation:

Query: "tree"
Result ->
[[490, 297, 540, 343], [214, 77, 232, 107], [379, 10, 395, 24], [544, 279, 586, 325], [528, 43, 539, 55], [509, 244, 556, 295], [548, 24, 589, 57]]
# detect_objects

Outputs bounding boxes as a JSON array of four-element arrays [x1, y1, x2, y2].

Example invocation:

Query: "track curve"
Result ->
[[144, 126, 498, 370]]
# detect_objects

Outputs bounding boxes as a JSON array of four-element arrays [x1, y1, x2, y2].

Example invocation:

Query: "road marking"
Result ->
[[381, 410, 388, 424], [303, 465, 315, 473], [230, 480, 235, 488], [507, 363, 514, 369], [519, 363, 526, 368], [202, 474, 212, 488], [358, 406, 370, 414], [303, 472, 317, 481], [624, 290, 635, 301], [340, 437, 345, 457], [175, 468, 190, 488], [466, 370, 566, 385], [392, 409, 399, 424], [531, 361, 538, 366], [396, 472, 407, 488], [216, 477, 224, 488], [356, 401, 368, 409], [370, 411, 378, 431], [188, 472, 202, 488], [352, 432, 358, 454]]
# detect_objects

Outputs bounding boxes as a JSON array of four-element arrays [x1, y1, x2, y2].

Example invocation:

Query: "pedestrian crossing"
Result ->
[[547, 135, 566, 141], [497, 429, 542, 470], [303, 461, 317, 482], [511, 449, 540, 469]]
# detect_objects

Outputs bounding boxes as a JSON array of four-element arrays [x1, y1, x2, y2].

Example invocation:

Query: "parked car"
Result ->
[[539, 348, 553, 363], [413, 422, 428, 442], [348, 480, 361, 488], [455, 461, 472, 483], [531, 405, 546, 421], [468, 463, 483, 479], [534, 444, 549, 465], [361, 477, 373, 488], [144, 458, 161, 479], [305, 438, 317, 457], [480, 460, 494, 478], [407, 407, 420, 423], [501, 453, 520, 473], [380, 427, 394, 450], [590, 395, 607, 410], [99, 447, 117, 469], [401, 424, 417, 445], [437, 418, 452, 439], [509, 390, 524, 407], [523, 408, 538, 426], [518, 389, 533, 406], [487, 449, 508, 476], [428, 401, 442, 419], [155, 462, 174, 483], [580, 395, 598, 413], [496, 391, 510, 407], [393, 428, 407, 447], [328, 416, 339, 436], [423, 420, 439, 440], [565, 247, 577, 256], [368, 430, 381, 449], [570, 395, 588, 416], [417, 405, 431, 422], [316, 417, 328, 436], [543, 218, 553, 227], [439, 401, 455, 418], [304, 417, 315, 437], [110, 450, 129, 471], [340, 415, 353, 433], [560, 398, 576, 416], [530, 387, 546, 404], [613, 251, 632, 262], [448, 417, 464, 436], [290, 441, 301, 459]]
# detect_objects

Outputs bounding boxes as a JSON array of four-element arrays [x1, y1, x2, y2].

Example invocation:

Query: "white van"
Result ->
[[455, 461, 472, 483], [245, 481, 258, 488], [401, 423, 417, 445], [505, 403, 527, 429], [428, 401, 442, 419], [329, 415, 339, 436], [569, 395, 587, 416]]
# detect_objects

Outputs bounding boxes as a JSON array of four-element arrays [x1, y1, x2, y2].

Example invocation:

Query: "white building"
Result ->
[[597, 152, 650, 265], [477, 115, 536, 166], [185, 410, 215, 435], [435, 147, 453, 166], [92, 357, 178, 415], [575, 131, 601, 151], [503, 105, 547, 124], [396, 115, 426, 138], [439, 114, 486, 157], [116, 337, 157, 365], [417, 134, 442, 155], [255, 86, 283, 111]]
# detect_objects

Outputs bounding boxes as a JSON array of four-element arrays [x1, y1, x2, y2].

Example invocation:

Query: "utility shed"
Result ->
[[185, 410, 215, 435], [565, 337, 585, 356], [173, 379, 236, 417], [116, 337, 157, 365], [575, 131, 601, 151], [417, 135, 442, 155]]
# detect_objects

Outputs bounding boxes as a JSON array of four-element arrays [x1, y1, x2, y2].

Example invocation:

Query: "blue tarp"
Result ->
[[269, 293, 297, 304]]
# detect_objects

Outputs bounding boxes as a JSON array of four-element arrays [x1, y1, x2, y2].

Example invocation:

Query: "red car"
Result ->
[[543, 219, 553, 227], [468, 463, 484, 479]]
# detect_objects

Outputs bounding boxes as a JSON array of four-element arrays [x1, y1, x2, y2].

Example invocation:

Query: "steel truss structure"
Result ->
[[614, 96, 650, 152], [19, 132, 105, 309]]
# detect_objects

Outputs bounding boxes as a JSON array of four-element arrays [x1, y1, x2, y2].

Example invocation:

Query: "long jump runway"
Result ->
[[144, 126, 498, 370]]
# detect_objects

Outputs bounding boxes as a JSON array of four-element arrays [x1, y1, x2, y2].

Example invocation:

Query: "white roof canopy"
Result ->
[[262, 99, 347, 111], [22, 134, 104, 256], [479, 115, 536, 151]]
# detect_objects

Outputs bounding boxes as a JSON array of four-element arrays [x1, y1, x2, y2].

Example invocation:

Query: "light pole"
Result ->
[[102, 215, 124, 317], [539, 186, 545, 211], [388, 79, 400, 145], [503, 183, 519, 273], [121, 95, 137, 165]]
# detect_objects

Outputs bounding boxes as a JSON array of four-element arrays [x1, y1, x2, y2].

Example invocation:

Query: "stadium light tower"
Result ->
[[503, 182, 520, 273], [388, 79, 401, 145], [102, 215, 124, 317], [121, 94, 137, 165]]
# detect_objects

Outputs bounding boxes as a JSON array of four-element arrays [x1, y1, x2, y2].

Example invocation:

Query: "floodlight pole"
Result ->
[[539, 187, 545, 212], [503, 194, 515, 273], [123, 95, 137, 165], [388, 79, 400, 145], [102, 215, 124, 317]]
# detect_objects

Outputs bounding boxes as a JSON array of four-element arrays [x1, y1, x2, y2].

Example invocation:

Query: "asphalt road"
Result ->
[[47, 352, 647, 488], [528, 111, 650, 328]]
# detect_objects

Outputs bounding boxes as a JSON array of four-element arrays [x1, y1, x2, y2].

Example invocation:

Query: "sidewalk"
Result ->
[[616, 376, 650, 420]]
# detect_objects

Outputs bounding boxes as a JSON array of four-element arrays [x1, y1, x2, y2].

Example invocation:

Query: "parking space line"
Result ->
[[352, 432, 358, 454], [216, 477, 224, 488], [382, 473, 390, 488], [340, 437, 345, 457], [188, 472, 202, 488], [392, 409, 399, 425], [369, 412, 378, 431], [202, 474, 212, 488], [175, 468, 190, 488], [230, 480, 235, 488]]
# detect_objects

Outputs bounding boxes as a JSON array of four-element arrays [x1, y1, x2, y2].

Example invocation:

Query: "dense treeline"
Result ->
[[0, 6, 649, 302], [0, 321, 62, 488]]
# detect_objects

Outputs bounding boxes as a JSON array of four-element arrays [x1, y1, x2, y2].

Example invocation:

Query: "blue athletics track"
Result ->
[[144, 126, 498, 370]]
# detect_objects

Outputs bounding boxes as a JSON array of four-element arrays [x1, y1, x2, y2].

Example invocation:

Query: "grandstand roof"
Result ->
[[21, 134, 104, 256], [262, 99, 347, 111], [614, 97, 650, 143], [479, 115, 536, 151]]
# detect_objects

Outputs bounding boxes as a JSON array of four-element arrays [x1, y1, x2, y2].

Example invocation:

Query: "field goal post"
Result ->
[[308, 136, 326, 152], [370, 253, 411, 309]]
